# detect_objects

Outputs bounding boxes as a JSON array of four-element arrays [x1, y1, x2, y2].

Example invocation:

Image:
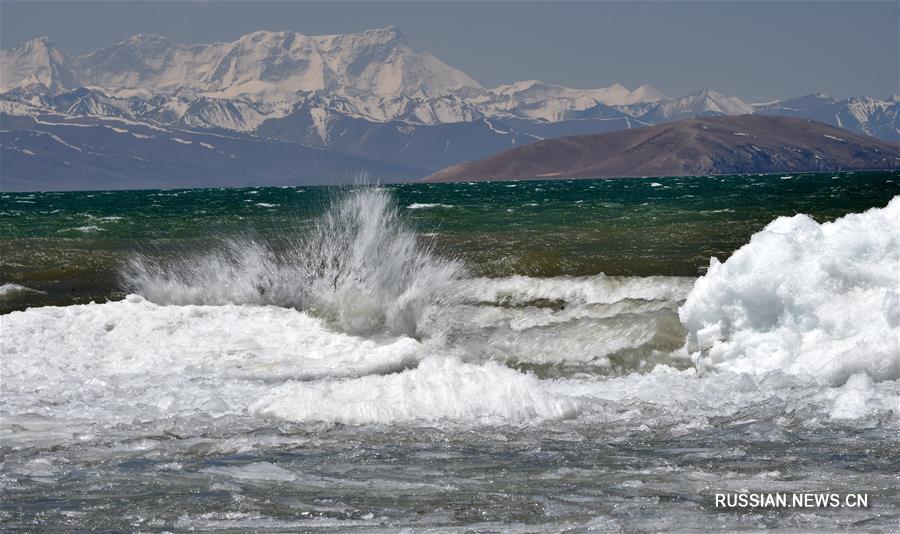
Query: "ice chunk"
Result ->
[[680, 197, 900, 384]]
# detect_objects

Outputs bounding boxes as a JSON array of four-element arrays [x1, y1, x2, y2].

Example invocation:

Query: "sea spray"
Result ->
[[123, 187, 467, 338]]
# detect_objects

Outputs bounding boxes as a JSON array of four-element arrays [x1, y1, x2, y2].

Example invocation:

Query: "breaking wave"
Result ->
[[5, 188, 890, 429], [467, 274, 694, 306], [123, 188, 466, 337], [252, 356, 579, 425], [0, 283, 43, 300]]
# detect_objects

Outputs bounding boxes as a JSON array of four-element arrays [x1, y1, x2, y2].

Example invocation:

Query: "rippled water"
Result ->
[[2, 173, 899, 530], [3, 172, 898, 313]]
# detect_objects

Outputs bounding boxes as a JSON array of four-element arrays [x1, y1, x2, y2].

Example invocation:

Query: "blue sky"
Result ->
[[2, 1, 897, 101]]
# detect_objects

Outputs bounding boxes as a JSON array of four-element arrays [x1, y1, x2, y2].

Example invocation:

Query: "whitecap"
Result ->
[[252, 357, 579, 425], [0, 283, 43, 300], [468, 275, 695, 306], [406, 203, 454, 209]]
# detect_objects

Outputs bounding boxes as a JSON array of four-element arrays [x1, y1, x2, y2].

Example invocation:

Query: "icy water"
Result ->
[[2, 172, 899, 531]]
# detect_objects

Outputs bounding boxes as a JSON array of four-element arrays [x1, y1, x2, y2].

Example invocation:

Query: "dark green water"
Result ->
[[2, 171, 899, 313]]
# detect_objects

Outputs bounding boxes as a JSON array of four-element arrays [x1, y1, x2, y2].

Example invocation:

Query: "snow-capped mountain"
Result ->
[[10, 27, 481, 101], [627, 90, 756, 123], [2, 27, 897, 190], [471, 80, 668, 122], [1, 28, 669, 123], [754, 93, 899, 140], [0, 37, 76, 95]]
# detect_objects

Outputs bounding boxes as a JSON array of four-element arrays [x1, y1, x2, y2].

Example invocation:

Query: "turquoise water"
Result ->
[[1, 171, 898, 313]]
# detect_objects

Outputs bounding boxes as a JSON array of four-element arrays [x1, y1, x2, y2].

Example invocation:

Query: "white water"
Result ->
[[2, 191, 898, 432], [124, 188, 465, 338], [0, 283, 42, 300], [253, 357, 579, 425]]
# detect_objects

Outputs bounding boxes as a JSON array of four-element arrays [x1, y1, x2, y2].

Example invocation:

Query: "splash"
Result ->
[[123, 187, 466, 337]]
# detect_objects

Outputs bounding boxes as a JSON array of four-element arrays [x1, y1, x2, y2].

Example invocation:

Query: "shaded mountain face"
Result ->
[[1, 28, 898, 191], [0, 103, 424, 191], [423, 116, 900, 182], [754, 94, 900, 141]]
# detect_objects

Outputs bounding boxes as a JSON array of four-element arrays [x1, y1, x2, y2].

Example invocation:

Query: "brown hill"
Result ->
[[423, 115, 900, 182]]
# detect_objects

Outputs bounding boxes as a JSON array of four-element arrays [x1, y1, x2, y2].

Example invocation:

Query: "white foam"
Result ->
[[252, 357, 579, 425], [1, 297, 425, 427], [0, 283, 42, 300], [2, 297, 895, 436], [555, 365, 898, 428], [829, 374, 878, 420], [680, 197, 900, 384], [469, 275, 694, 306], [406, 203, 454, 209], [5, 188, 897, 441], [201, 462, 297, 482]]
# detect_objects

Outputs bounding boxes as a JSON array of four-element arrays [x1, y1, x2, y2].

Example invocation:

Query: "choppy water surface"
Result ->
[[2, 172, 899, 531], [3, 172, 898, 312]]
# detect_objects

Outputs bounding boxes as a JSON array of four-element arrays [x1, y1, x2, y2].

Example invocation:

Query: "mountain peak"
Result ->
[[632, 84, 667, 102], [693, 89, 724, 99], [366, 25, 402, 37], [120, 33, 173, 47], [349, 25, 409, 46], [21, 36, 55, 48], [9, 36, 65, 57], [126, 33, 169, 41], [1, 35, 74, 93], [57, 26, 479, 98]]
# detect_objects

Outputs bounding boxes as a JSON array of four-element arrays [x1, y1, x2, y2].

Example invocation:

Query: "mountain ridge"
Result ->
[[2, 28, 898, 190], [423, 115, 900, 182]]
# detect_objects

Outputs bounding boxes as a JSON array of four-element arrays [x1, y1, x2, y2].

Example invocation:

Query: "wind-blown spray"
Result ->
[[123, 187, 467, 337]]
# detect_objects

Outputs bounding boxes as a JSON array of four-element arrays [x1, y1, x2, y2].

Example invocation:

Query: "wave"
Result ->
[[461, 310, 687, 372], [123, 188, 466, 337], [5, 189, 898, 431], [406, 203, 454, 209], [252, 356, 579, 425], [0, 283, 43, 300], [2, 296, 896, 431], [680, 196, 900, 385], [0, 296, 428, 425], [467, 274, 694, 306]]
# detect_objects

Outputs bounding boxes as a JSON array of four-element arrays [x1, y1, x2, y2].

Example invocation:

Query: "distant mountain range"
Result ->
[[424, 115, 900, 182], [2, 27, 898, 190]]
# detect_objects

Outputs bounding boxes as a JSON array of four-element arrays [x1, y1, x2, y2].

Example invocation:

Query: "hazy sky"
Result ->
[[2, 1, 897, 101]]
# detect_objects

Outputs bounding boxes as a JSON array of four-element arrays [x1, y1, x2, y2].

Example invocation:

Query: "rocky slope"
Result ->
[[423, 116, 900, 182]]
